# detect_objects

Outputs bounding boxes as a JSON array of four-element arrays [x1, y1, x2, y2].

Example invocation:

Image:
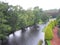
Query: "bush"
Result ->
[[45, 20, 57, 40], [38, 40, 43, 45], [45, 26, 53, 40]]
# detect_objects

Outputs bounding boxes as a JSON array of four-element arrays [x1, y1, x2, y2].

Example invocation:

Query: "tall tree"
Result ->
[[0, 2, 9, 45]]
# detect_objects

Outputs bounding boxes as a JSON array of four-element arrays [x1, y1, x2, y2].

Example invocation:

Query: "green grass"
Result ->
[[46, 40, 51, 45]]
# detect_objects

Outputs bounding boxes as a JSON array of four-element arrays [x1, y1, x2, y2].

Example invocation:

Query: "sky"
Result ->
[[0, 0, 60, 10]]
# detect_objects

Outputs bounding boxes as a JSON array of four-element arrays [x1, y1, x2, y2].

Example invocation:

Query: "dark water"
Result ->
[[8, 24, 46, 45]]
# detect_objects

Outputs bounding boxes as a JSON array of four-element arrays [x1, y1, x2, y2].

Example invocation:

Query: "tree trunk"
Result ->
[[21, 28, 26, 32], [1, 39, 4, 45], [30, 23, 39, 30], [12, 27, 18, 45]]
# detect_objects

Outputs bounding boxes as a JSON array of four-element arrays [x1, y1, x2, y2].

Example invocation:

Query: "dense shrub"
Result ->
[[45, 20, 57, 40], [45, 26, 53, 40]]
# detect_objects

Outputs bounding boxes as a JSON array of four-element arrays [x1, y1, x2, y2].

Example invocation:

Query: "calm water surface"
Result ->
[[8, 24, 46, 45]]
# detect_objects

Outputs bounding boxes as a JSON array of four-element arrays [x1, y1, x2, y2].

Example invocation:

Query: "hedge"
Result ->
[[45, 20, 57, 40]]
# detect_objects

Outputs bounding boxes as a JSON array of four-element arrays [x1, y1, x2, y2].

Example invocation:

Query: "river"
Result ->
[[8, 24, 46, 45]]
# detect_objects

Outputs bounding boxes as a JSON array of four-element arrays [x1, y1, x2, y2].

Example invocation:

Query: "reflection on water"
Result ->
[[8, 24, 46, 45]]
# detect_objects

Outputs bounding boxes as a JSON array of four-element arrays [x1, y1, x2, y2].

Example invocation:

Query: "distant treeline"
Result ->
[[44, 9, 60, 18]]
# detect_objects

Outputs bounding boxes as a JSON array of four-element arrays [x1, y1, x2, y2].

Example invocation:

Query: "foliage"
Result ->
[[38, 40, 43, 45], [45, 20, 57, 40], [45, 26, 53, 40], [33, 7, 49, 24], [57, 15, 60, 27], [46, 40, 51, 45]]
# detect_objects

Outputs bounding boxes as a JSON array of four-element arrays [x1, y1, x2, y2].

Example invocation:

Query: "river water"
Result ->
[[8, 24, 46, 45]]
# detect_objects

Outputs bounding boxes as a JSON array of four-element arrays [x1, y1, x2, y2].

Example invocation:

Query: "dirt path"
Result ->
[[50, 27, 60, 45]]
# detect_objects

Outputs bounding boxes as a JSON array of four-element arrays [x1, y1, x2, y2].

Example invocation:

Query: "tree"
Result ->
[[40, 13, 49, 23], [33, 6, 41, 24], [31, 6, 40, 30], [18, 8, 35, 31], [57, 15, 60, 27], [0, 2, 9, 45]]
